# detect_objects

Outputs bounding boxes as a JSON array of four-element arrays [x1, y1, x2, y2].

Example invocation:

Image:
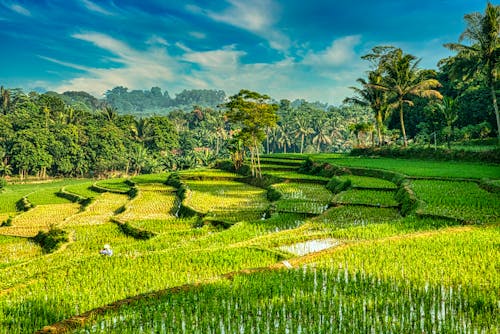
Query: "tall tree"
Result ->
[[376, 48, 442, 147], [293, 115, 314, 153], [344, 71, 389, 146], [444, 2, 500, 144], [225, 90, 278, 178], [435, 97, 459, 148]]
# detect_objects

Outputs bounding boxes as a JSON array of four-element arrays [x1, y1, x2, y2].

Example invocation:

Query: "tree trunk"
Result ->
[[376, 114, 382, 146], [490, 81, 500, 145], [399, 103, 408, 147], [300, 134, 304, 154]]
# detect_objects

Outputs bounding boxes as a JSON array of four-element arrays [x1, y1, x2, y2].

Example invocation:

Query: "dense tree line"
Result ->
[[344, 2, 499, 147], [0, 86, 371, 179]]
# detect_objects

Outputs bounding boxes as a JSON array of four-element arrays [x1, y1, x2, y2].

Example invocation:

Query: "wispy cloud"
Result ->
[[187, 0, 289, 51], [80, 0, 114, 16], [45, 32, 178, 96], [42, 29, 366, 104], [302, 35, 362, 67], [5, 2, 31, 16]]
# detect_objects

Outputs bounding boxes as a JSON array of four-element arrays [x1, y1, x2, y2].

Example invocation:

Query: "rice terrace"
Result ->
[[1, 1, 500, 333], [0, 154, 498, 333]]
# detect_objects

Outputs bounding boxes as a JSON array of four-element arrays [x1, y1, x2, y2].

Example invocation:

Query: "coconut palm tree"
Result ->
[[293, 116, 315, 153], [277, 124, 292, 154], [312, 126, 333, 152], [344, 71, 390, 146], [444, 2, 500, 144], [376, 49, 442, 147], [435, 96, 459, 148], [0, 86, 10, 115]]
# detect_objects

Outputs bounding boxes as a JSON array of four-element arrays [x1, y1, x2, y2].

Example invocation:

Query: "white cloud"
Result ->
[[187, 0, 289, 51], [43, 31, 366, 104], [302, 35, 362, 67], [45, 32, 178, 97], [189, 31, 206, 39], [80, 0, 114, 16], [7, 3, 31, 16], [183, 46, 245, 70]]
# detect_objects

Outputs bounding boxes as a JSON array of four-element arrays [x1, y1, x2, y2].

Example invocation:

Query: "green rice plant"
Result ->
[[0, 179, 90, 213], [130, 173, 168, 184], [1, 203, 80, 237], [272, 183, 333, 202], [311, 154, 500, 179], [64, 193, 129, 226], [183, 180, 268, 215], [316, 226, 499, 288], [116, 184, 176, 222], [64, 181, 99, 199], [337, 175, 397, 189], [178, 168, 242, 179], [75, 262, 498, 333], [313, 206, 401, 229], [0, 235, 42, 267], [263, 170, 330, 182], [94, 178, 131, 193], [333, 189, 398, 207], [412, 180, 500, 223]]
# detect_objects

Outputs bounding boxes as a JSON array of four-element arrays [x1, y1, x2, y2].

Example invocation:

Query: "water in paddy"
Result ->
[[279, 238, 341, 256]]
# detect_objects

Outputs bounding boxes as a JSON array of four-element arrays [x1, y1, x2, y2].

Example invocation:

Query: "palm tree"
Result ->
[[444, 2, 500, 144], [435, 96, 459, 148], [376, 49, 442, 147], [277, 124, 292, 154], [0, 86, 10, 115], [312, 126, 332, 152], [293, 116, 315, 153], [101, 105, 118, 122], [344, 71, 390, 146], [130, 118, 152, 145]]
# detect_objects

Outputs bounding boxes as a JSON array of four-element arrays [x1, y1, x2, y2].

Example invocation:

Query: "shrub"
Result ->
[[30, 226, 69, 253], [16, 197, 34, 212], [266, 186, 282, 202], [165, 173, 182, 188], [326, 177, 352, 194], [1, 216, 12, 227], [395, 181, 418, 216], [0, 177, 6, 189]]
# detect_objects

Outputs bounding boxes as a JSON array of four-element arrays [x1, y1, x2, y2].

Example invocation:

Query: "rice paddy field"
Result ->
[[0, 154, 498, 333]]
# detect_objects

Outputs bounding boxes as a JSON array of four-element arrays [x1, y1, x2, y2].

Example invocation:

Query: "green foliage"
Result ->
[[114, 220, 156, 240], [395, 181, 418, 216], [326, 176, 352, 194], [30, 226, 69, 253], [0, 178, 6, 189], [15, 196, 34, 212], [350, 146, 500, 163], [1, 216, 13, 227], [266, 186, 282, 202]]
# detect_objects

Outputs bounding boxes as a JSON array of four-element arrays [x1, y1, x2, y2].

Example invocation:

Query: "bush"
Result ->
[[16, 197, 34, 212], [30, 226, 69, 253], [326, 177, 352, 194], [266, 186, 282, 202], [395, 181, 418, 216], [214, 160, 235, 172], [0, 178, 6, 190], [165, 173, 182, 188], [113, 219, 156, 240], [1, 216, 12, 227]]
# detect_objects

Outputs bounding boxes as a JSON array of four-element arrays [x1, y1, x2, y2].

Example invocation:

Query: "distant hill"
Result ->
[[47, 87, 227, 116]]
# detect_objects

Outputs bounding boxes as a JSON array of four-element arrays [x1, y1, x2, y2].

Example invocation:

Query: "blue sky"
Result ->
[[0, 0, 488, 105]]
